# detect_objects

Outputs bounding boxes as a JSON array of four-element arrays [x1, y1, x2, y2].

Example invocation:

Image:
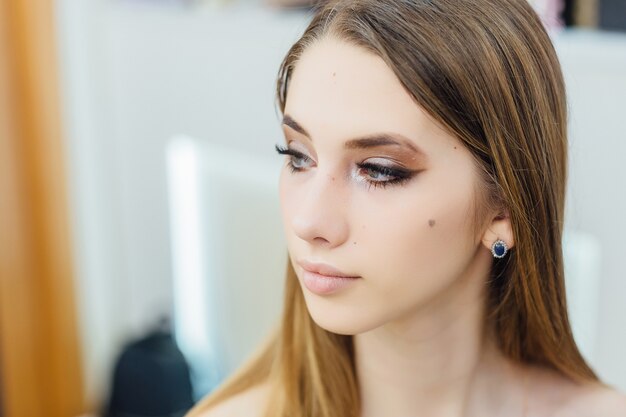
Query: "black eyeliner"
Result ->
[[274, 143, 417, 189]]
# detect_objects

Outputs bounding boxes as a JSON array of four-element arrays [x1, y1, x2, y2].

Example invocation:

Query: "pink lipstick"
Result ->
[[298, 260, 361, 295]]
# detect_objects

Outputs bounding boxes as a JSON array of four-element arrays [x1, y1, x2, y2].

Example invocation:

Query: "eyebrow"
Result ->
[[282, 114, 425, 155]]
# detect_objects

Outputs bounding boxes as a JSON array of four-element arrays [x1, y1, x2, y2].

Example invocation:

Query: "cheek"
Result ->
[[354, 176, 477, 302], [278, 170, 305, 252], [278, 169, 296, 224], [278, 169, 288, 214]]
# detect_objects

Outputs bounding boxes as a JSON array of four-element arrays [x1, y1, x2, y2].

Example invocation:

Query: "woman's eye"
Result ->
[[356, 162, 413, 189], [274, 144, 415, 189], [275, 144, 312, 172]]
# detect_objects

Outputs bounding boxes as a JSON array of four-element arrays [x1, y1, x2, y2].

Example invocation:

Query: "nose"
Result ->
[[289, 170, 350, 249]]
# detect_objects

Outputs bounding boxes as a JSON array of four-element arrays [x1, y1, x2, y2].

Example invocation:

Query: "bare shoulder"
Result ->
[[193, 382, 272, 417], [524, 363, 626, 417], [553, 384, 626, 417]]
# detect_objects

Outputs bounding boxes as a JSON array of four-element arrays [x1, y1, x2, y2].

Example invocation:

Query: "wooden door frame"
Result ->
[[0, 1, 85, 416]]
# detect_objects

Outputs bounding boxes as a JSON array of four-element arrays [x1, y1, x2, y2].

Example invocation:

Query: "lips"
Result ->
[[298, 259, 361, 295], [297, 259, 360, 278]]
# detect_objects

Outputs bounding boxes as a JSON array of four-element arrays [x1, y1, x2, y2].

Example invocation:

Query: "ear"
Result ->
[[481, 208, 515, 253]]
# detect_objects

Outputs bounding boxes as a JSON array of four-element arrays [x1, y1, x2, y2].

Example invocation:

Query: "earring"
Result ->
[[491, 239, 508, 258]]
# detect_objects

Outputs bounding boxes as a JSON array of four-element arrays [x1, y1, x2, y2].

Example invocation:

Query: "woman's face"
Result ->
[[278, 36, 496, 335]]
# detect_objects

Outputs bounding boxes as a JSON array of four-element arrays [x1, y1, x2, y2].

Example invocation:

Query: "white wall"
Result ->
[[55, 0, 626, 406], [556, 30, 626, 390], [56, 0, 309, 407]]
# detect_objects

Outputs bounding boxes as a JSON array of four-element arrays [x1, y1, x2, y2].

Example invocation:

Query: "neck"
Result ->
[[354, 259, 527, 417]]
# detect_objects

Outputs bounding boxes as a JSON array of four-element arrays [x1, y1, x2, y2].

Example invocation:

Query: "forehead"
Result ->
[[284, 36, 440, 143]]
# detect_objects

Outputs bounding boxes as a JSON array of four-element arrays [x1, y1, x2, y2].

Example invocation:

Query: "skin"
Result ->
[[271, 36, 626, 417]]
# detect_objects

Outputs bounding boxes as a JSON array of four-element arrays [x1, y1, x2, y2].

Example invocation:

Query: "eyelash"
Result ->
[[274, 144, 414, 190]]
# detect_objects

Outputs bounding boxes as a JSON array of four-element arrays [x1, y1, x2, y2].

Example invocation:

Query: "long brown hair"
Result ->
[[187, 1, 601, 416]]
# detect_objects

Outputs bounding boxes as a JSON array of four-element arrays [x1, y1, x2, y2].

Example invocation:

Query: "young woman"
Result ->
[[187, 0, 626, 416]]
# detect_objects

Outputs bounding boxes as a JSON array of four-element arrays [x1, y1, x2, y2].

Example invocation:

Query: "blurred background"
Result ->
[[0, 0, 624, 416]]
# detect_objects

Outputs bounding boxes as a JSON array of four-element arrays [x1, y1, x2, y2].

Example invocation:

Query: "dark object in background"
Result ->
[[104, 328, 195, 417], [562, 0, 576, 26], [599, 0, 626, 32], [562, 0, 626, 31]]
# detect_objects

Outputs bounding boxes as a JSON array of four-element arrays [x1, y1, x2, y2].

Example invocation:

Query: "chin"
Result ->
[[302, 293, 386, 336]]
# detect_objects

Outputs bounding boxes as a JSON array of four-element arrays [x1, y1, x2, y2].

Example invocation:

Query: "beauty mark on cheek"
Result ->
[[428, 219, 436, 227]]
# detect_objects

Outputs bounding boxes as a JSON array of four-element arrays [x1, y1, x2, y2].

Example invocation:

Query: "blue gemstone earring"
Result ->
[[491, 239, 508, 258]]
